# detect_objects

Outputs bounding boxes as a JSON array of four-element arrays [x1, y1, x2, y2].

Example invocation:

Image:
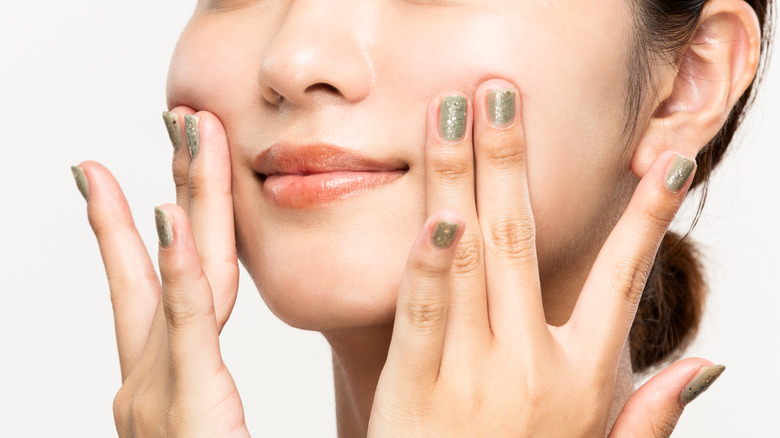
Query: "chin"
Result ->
[[235, 205, 421, 332], [248, 258, 402, 331]]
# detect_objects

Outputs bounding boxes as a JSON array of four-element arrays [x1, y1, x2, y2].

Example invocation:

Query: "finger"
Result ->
[[609, 358, 725, 437], [162, 106, 196, 213], [472, 80, 547, 340], [425, 93, 490, 346], [155, 204, 224, 383], [75, 161, 161, 380], [385, 210, 465, 387], [185, 111, 239, 330], [569, 151, 697, 365]]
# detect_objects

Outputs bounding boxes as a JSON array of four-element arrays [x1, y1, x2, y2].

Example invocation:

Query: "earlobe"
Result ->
[[631, 0, 761, 178]]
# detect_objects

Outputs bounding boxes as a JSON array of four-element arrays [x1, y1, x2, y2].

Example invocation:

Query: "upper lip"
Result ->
[[253, 143, 408, 177]]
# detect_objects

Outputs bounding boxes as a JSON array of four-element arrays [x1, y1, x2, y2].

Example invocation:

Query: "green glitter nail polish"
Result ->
[[432, 220, 458, 249], [439, 95, 467, 141], [185, 114, 200, 158], [487, 89, 516, 126]]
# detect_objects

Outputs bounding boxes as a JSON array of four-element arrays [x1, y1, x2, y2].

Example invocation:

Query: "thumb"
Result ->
[[609, 358, 726, 438]]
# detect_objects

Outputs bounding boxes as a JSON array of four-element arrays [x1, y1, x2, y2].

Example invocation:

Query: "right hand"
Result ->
[[74, 109, 250, 437]]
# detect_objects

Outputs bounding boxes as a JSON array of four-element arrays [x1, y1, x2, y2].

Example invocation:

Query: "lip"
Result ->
[[253, 144, 408, 208]]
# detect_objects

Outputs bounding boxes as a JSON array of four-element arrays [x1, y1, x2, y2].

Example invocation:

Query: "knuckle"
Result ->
[[648, 412, 680, 438], [642, 202, 676, 231], [188, 177, 209, 201], [483, 134, 525, 170], [410, 253, 449, 278], [430, 155, 472, 187], [163, 303, 198, 330], [451, 235, 483, 275], [163, 297, 215, 331], [611, 257, 652, 306], [404, 298, 447, 332], [486, 217, 536, 262], [188, 174, 232, 203]]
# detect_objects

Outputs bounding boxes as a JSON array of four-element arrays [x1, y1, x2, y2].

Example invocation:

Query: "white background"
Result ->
[[1, 1, 778, 436]]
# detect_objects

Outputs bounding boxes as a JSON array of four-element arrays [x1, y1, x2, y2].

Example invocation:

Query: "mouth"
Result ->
[[253, 144, 408, 208]]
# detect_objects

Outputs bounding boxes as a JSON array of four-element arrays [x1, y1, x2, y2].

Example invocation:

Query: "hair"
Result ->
[[628, 0, 774, 373]]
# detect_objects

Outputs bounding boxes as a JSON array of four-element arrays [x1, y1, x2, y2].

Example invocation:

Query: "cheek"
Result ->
[[378, 6, 633, 266], [166, 13, 269, 115]]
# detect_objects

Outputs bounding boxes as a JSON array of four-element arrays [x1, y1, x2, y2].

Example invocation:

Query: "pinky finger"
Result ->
[[384, 209, 465, 387], [154, 204, 224, 383], [609, 358, 725, 437]]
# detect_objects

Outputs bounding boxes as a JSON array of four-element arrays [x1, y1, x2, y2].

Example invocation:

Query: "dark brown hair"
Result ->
[[629, 0, 774, 373]]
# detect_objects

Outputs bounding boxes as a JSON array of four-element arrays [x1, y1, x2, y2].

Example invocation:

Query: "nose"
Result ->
[[259, 1, 374, 107]]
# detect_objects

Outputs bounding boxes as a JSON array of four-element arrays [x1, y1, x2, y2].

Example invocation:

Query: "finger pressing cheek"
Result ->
[[472, 80, 547, 339], [162, 106, 196, 213], [424, 92, 491, 348]]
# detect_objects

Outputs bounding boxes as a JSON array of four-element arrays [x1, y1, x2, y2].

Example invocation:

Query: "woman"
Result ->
[[71, 0, 772, 435]]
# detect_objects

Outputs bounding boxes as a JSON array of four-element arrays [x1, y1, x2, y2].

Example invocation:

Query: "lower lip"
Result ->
[[262, 170, 405, 208]]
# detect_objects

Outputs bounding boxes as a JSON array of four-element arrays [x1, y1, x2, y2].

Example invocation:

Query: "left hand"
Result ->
[[368, 79, 711, 437]]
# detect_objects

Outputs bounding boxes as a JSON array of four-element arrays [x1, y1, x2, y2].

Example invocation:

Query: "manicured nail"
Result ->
[[432, 220, 459, 249], [185, 114, 200, 158], [439, 95, 467, 141], [71, 165, 89, 200], [680, 364, 726, 406], [487, 89, 516, 126], [154, 207, 174, 248], [665, 155, 696, 193], [162, 111, 182, 150]]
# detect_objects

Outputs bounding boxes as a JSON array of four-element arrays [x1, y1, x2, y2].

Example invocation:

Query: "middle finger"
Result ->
[[472, 80, 547, 341]]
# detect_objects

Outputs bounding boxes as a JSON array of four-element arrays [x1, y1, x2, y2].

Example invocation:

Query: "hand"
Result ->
[[73, 110, 250, 437], [368, 79, 715, 437]]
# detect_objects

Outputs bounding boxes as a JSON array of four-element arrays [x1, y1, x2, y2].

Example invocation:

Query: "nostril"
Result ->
[[304, 83, 341, 96]]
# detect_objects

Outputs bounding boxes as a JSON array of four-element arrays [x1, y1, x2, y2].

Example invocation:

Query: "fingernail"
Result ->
[[432, 220, 459, 249], [665, 155, 696, 193], [680, 364, 726, 406], [162, 111, 182, 150], [71, 165, 89, 200], [439, 95, 467, 142], [154, 207, 174, 248], [487, 89, 516, 127], [185, 114, 200, 158]]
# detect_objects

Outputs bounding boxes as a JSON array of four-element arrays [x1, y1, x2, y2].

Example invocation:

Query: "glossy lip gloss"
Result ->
[[254, 144, 407, 208]]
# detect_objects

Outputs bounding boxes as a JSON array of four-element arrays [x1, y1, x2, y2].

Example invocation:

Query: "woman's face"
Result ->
[[167, 0, 637, 330]]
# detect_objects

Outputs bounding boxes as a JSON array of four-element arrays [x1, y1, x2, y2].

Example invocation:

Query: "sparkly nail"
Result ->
[[185, 114, 200, 158], [439, 95, 467, 141], [487, 89, 516, 126], [665, 155, 696, 193], [71, 165, 89, 200], [680, 365, 726, 406], [432, 220, 458, 249], [162, 111, 182, 150], [154, 207, 174, 248]]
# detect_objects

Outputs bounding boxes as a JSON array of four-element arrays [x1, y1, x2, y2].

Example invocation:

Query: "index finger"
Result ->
[[567, 151, 696, 369]]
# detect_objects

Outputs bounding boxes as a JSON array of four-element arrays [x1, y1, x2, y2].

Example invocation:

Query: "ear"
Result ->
[[631, 0, 761, 178]]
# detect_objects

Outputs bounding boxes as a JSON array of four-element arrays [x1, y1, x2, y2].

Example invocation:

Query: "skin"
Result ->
[[75, 0, 761, 436], [167, 0, 634, 330], [166, 2, 640, 432]]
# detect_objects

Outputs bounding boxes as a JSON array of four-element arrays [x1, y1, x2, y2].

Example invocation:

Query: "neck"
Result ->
[[323, 325, 393, 438]]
